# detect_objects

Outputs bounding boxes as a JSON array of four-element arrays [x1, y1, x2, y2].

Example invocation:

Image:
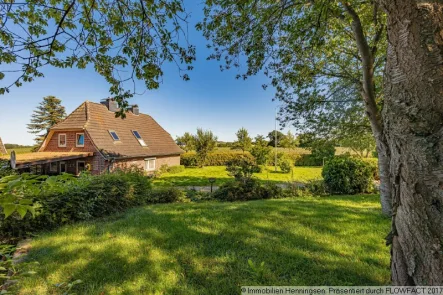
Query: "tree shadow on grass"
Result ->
[[21, 198, 390, 294]]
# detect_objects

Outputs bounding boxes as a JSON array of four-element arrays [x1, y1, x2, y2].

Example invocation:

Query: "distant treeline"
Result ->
[[4, 144, 34, 149]]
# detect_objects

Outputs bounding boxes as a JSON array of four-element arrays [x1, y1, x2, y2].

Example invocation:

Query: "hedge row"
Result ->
[[181, 151, 325, 167], [0, 171, 185, 241], [181, 152, 255, 166]]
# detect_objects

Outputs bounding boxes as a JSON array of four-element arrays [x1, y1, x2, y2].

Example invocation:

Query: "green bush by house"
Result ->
[[0, 170, 183, 241]]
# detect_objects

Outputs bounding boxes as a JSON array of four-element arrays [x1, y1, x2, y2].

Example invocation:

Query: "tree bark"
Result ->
[[380, 0, 443, 285]]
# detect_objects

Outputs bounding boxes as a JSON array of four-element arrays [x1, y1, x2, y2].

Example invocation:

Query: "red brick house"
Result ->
[[4, 99, 183, 175]]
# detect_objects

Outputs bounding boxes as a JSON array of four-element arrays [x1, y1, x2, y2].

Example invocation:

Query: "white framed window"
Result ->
[[50, 162, 58, 172], [145, 158, 156, 171], [58, 134, 67, 147], [76, 133, 85, 147], [108, 130, 120, 141], [132, 130, 147, 147], [77, 161, 86, 174], [60, 161, 67, 173]]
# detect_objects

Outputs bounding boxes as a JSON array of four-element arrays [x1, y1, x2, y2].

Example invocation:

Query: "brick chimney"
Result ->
[[100, 98, 119, 112], [129, 105, 140, 115]]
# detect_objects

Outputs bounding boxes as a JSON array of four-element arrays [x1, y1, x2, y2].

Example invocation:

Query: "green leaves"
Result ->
[[0, 172, 75, 219], [0, 0, 195, 111]]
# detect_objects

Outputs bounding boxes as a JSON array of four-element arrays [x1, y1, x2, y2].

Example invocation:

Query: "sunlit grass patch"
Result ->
[[153, 165, 322, 187], [16, 195, 390, 294]]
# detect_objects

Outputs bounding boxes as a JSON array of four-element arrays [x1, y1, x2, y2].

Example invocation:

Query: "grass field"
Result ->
[[16, 195, 390, 294], [6, 147, 34, 154], [153, 166, 322, 187]]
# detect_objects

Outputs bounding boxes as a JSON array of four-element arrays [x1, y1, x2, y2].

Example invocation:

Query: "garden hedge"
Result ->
[[181, 152, 255, 166]]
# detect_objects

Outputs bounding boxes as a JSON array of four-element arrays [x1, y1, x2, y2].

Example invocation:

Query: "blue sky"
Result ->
[[0, 2, 288, 146]]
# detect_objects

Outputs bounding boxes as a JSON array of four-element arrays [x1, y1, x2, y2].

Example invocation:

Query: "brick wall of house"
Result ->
[[111, 155, 181, 173], [41, 130, 107, 174], [43, 130, 97, 153]]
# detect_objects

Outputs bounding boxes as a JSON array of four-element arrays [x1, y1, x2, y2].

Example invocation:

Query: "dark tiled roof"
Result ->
[[0, 137, 7, 155], [50, 101, 184, 158]]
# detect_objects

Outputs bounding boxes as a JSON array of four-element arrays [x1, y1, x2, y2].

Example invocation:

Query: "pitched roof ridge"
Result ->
[[50, 101, 87, 130], [84, 101, 90, 129]]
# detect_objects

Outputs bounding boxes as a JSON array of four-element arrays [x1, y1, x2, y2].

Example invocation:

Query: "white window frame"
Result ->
[[108, 130, 120, 141], [76, 133, 85, 147], [132, 130, 147, 147], [145, 158, 156, 171], [58, 134, 67, 147], [77, 161, 86, 174], [60, 161, 67, 173], [50, 161, 58, 172]]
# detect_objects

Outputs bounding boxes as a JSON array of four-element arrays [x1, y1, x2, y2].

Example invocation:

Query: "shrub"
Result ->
[[362, 158, 379, 180], [322, 157, 373, 194], [0, 159, 15, 178], [0, 170, 154, 241], [294, 154, 323, 166], [166, 165, 185, 174], [148, 187, 186, 203], [226, 156, 260, 181], [213, 178, 284, 201], [185, 189, 214, 202], [310, 142, 336, 165], [181, 152, 255, 166], [305, 179, 328, 196], [278, 157, 292, 173]]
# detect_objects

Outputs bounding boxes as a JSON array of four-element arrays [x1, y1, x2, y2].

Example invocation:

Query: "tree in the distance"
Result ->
[[176, 132, 195, 152], [251, 135, 272, 165], [232, 127, 252, 153], [193, 128, 217, 167], [280, 131, 299, 151], [267, 131, 286, 148], [27, 96, 66, 146]]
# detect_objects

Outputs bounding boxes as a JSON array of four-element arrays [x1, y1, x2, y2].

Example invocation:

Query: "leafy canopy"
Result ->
[[0, 0, 195, 115], [176, 132, 195, 152], [251, 135, 272, 165], [198, 0, 386, 148], [232, 127, 252, 153], [193, 128, 217, 167]]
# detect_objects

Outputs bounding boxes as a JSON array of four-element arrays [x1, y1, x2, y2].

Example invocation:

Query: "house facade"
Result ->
[[7, 99, 183, 175]]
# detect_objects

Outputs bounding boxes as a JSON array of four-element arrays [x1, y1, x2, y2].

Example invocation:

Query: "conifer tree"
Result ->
[[27, 96, 66, 146]]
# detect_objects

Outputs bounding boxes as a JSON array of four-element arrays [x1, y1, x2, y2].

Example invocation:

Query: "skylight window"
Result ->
[[132, 130, 142, 139], [132, 130, 147, 147], [109, 130, 120, 141]]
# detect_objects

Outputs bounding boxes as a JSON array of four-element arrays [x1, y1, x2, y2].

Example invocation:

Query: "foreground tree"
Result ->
[[176, 132, 195, 152], [201, 0, 443, 285], [0, 1, 195, 115], [27, 96, 66, 146], [380, 0, 443, 285], [232, 127, 252, 153], [193, 128, 217, 167], [199, 0, 391, 216]]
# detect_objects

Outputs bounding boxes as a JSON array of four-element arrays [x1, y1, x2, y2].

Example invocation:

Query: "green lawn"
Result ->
[[153, 166, 322, 187], [17, 195, 390, 294]]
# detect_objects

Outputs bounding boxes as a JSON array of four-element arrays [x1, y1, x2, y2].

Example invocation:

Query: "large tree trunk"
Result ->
[[376, 135, 392, 217], [381, 0, 443, 285]]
